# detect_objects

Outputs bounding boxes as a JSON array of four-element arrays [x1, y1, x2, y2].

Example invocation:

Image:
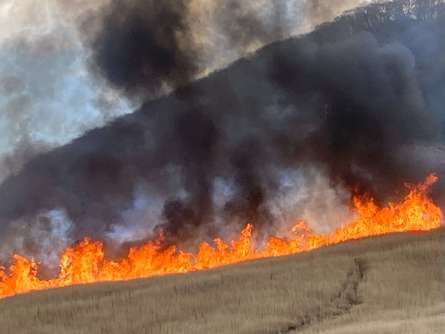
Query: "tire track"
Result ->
[[277, 258, 366, 333]]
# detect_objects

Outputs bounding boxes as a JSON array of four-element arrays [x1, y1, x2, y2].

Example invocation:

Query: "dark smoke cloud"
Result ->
[[270, 32, 439, 195], [0, 0, 367, 190], [91, 0, 198, 97], [89, 0, 297, 98], [0, 0, 444, 253]]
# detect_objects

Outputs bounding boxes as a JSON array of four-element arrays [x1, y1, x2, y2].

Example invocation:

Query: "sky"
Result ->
[[0, 0, 371, 182]]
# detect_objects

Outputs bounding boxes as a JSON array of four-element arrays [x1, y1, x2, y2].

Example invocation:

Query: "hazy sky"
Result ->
[[0, 0, 371, 181], [0, 0, 130, 178]]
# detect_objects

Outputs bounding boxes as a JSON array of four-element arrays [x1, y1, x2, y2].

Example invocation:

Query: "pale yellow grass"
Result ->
[[0, 228, 443, 334]]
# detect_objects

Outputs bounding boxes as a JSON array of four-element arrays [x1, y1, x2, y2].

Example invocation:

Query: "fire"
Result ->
[[0, 175, 442, 299]]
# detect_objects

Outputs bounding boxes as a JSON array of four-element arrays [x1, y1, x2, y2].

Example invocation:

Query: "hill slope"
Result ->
[[0, 229, 443, 334], [0, 0, 444, 247]]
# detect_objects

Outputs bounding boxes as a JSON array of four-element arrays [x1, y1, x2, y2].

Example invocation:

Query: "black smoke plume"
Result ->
[[91, 0, 197, 97], [0, 0, 443, 251], [90, 0, 293, 98]]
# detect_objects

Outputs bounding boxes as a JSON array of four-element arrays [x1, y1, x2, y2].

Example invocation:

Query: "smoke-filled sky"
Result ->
[[2, 0, 444, 269], [0, 0, 126, 180], [0, 0, 371, 182]]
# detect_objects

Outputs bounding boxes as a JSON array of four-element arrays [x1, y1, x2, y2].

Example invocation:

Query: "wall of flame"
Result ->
[[0, 174, 441, 299]]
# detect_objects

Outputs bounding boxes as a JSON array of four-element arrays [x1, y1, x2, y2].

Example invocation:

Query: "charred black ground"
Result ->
[[0, 0, 443, 249]]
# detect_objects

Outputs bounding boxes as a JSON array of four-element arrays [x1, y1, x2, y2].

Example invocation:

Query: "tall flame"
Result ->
[[0, 175, 442, 299]]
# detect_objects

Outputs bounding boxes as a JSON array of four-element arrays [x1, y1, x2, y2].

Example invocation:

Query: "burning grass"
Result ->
[[0, 175, 442, 299], [0, 226, 443, 333]]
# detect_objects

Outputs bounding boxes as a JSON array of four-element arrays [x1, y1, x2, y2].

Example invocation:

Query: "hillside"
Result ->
[[0, 228, 443, 334], [0, 0, 443, 245], [0, 1, 444, 333]]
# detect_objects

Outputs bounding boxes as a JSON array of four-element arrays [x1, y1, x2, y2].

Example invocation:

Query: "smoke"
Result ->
[[90, 0, 197, 98], [0, 0, 369, 186], [0, 0, 130, 182], [269, 32, 440, 195], [89, 0, 372, 98], [0, 0, 444, 262], [0, 208, 73, 272]]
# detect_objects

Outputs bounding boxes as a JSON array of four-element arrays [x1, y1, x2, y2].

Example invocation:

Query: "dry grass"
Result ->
[[0, 228, 443, 334]]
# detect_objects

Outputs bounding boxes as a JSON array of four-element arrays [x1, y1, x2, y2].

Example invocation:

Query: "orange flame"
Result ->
[[0, 175, 442, 299]]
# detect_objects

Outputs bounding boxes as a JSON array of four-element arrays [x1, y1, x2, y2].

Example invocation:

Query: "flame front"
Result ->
[[0, 175, 442, 299]]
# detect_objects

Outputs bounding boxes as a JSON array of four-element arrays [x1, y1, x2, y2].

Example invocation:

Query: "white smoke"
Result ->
[[265, 167, 354, 236], [0, 208, 74, 269], [106, 185, 164, 244], [0, 0, 130, 182]]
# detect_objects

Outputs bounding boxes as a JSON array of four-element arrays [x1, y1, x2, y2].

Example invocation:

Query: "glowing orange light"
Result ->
[[0, 175, 442, 299]]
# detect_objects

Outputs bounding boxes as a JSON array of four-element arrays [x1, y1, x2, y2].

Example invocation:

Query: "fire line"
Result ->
[[0, 174, 442, 299]]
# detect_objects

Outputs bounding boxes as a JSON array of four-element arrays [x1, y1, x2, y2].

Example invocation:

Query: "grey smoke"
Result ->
[[0, 0, 369, 184], [0, 208, 73, 271], [0, 0, 443, 265], [0, 0, 130, 183]]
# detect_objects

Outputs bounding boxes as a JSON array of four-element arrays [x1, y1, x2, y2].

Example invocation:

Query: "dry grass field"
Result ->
[[0, 228, 443, 334]]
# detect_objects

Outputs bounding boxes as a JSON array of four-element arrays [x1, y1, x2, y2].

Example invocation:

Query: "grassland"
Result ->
[[0, 228, 443, 334]]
